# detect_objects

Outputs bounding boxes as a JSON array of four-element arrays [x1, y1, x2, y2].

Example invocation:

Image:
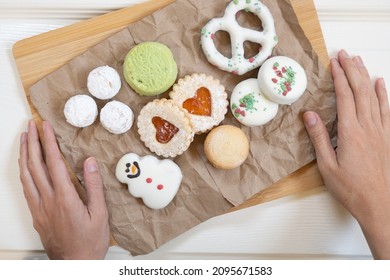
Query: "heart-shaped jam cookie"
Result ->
[[137, 99, 194, 158], [182, 87, 212, 116], [152, 116, 179, 144], [170, 73, 228, 134]]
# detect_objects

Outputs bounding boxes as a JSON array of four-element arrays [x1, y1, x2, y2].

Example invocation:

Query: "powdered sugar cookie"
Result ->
[[231, 78, 278, 126], [64, 94, 98, 128], [258, 56, 307, 105], [87, 66, 121, 100], [116, 153, 182, 209], [201, 0, 278, 75], [137, 99, 194, 158], [169, 73, 228, 134], [100, 101, 134, 134]]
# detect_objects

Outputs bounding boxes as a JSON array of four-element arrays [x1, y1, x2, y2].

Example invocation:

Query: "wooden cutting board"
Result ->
[[13, 0, 328, 212]]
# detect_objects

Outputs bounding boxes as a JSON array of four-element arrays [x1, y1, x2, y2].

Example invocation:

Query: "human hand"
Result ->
[[303, 50, 390, 259], [18, 120, 110, 259]]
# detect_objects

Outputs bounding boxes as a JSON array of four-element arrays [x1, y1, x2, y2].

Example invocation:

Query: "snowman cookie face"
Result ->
[[115, 153, 183, 210]]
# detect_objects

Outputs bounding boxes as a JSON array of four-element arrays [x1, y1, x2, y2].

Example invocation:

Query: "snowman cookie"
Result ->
[[231, 78, 279, 126], [115, 153, 183, 210]]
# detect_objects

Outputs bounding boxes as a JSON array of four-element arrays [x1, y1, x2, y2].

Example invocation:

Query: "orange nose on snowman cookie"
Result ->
[[200, 0, 278, 75]]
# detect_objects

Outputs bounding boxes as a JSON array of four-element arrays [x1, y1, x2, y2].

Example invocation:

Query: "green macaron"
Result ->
[[123, 42, 178, 96]]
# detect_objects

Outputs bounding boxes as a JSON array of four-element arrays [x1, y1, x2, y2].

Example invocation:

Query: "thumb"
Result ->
[[303, 111, 337, 169], [84, 157, 107, 214]]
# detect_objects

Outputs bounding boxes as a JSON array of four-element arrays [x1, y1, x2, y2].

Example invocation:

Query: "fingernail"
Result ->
[[353, 56, 365, 68], [304, 112, 318, 127], [340, 49, 349, 58], [86, 157, 98, 173]]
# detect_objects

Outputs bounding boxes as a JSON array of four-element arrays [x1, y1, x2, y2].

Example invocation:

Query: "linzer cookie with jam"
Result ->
[[169, 73, 228, 134], [137, 99, 194, 158]]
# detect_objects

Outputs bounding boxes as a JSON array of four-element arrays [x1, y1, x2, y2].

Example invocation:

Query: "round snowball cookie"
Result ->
[[64, 94, 98, 128], [231, 78, 279, 127], [204, 125, 249, 170], [87, 66, 121, 100], [258, 56, 307, 105], [100, 101, 134, 134]]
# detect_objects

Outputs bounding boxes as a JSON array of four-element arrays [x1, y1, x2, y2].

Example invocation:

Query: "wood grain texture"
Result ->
[[12, 0, 329, 213]]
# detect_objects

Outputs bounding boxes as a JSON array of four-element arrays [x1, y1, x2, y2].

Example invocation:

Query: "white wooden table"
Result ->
[[1, 0, 389, 260]]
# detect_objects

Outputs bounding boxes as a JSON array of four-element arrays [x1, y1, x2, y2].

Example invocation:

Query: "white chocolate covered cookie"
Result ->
[[116, 153, 183, 209], [169, 73, 228, 134], [231, 78, 278, 126], [201, 0, 278, 75], [258, 56, 307, 105]]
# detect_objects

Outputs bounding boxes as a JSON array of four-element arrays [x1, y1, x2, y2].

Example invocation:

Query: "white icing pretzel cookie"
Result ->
[[201, 0, 278, 75]]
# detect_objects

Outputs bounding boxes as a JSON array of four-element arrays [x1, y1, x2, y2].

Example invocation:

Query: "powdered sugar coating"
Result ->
[[169, 73, 228, 134], [64, 94, 98, 128], [100, 101, 134, 134], [87, 66, 121, 100]]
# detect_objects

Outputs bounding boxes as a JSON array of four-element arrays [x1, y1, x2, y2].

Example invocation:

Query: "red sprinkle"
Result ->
[[157, 184, 164, 190], [146, 178, 152, 184]]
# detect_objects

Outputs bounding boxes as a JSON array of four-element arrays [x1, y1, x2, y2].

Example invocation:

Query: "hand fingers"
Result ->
[[41, 121, 76, 197], [303, 111, 337, 171], [27, 120, 53, 199], [352, 56, 382, 126], [83, 157, 107, 217], [338, 50, 371, 123], [331, 58, 357, 124], [375, 78, 390, 127], [19, 132, 41, 212]]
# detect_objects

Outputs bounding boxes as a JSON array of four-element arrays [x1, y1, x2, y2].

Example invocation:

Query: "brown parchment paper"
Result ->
[[30, 0, 336, 256]]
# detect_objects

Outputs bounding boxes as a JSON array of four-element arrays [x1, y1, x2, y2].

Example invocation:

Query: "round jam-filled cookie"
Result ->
[[116, 153, 183, 209], [258, 56, 307, 105], [200, 0, 278, 75], [87, 66, 121, 100], [64, 94, 98, 128], [204, 125, 249, 170], [123, 42, 178, 96], [231, 78, 279, 127], [169, 73, 228, 134], [100, 101, 134, 134], [137, 99, 194, 158]]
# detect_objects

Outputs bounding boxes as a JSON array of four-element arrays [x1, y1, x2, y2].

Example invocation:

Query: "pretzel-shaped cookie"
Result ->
[[201, 0, 278, 75]]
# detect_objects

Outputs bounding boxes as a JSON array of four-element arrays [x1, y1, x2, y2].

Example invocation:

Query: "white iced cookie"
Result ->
[[115, 153, 183, 210], [64, 94, 98, 128], [201, 0, 278, 75], [87, 66, 121, 100], [258, 56, 307, 105], [231, 78, 278, 126], [100, 101, 134, 134], [169, 73, 228, 134]]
